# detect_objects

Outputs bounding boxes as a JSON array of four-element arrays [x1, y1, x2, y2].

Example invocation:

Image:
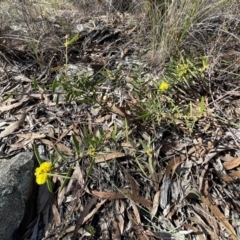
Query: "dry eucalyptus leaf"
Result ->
[[16, 132, 46, 140], [52, 204, 61, 227], [223, 157, 240, 170], [0, 111, 26, 138], [91, 190, 152, 211], [107, 102, 127, 117], [151, 190, 160, 219], [95, 151, 125, 163], [202, 196, 237, 240], [229, 170, 240, 179], [165, 155, 186, 178], [0, 98, 28, 112]]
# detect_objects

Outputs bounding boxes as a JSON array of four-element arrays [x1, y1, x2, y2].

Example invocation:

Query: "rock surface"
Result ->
[[0, 152, 36, 240]]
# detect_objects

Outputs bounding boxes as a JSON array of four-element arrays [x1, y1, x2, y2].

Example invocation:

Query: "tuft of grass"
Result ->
[[145, 0, 233, 63]]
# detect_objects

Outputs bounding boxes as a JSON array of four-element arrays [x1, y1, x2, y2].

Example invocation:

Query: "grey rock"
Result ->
[[0, 152, 36, 240]]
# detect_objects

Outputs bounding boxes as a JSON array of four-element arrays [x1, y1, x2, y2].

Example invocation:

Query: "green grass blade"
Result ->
[[64, 33, 79, 47], [199, 96, 205, 116], [47, 178, 53, 193], [72, 134, 80, 157], [135, 155, 147, 177], [59, 167, 73, 193], [33, 145, 43, 165]]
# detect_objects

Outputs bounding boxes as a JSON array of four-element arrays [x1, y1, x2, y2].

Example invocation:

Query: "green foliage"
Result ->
[[58, 167, 73, 193], [140, 137, 154, 174], [111, 121, 121, 141], [52, 69, 101, 104], [79, 127, 106, 178], [72, 134, 81, 158], [82, 127, 106, 149], [183, 96, 206, 134], [46, 178, 53, 192], [87, 226, 96, 236], [33, 145, 43, 165], [32, 77, 38, 91], [165, 55, 209, 85], [64, 33, 79, 47], [134, 154, 148, 177], [33, 145, 72, 192], [53, 145, 68, 162], [129, 54, 208, 132]]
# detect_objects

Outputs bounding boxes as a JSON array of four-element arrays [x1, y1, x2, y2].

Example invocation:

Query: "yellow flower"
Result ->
[[146, 148, 153, 156], [40, 162, 52, 173], [35, 162, 52, 185], [88, 146, 96, 157], [159, 82, 169, 91], [36, 173, 48, 185], [35, 167, 43, 176]]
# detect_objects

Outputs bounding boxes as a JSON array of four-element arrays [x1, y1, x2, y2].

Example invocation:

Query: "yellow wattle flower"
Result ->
[[36, 173, 48, 185], [159, 82, 169, 91], [146, 148, 153, 156], [40, 162, 52, 173], [35, 162, 52, 185]]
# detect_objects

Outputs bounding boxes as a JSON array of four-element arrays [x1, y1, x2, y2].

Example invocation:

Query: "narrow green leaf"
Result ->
[[53, 146, 67, 161], [32, 77, 38, 91], [148, 156, 154, 174], [199, 96, 205, 116], [86, 158, 95, 179], [64, 33, 79, 47], [83, 126, 92, 147], [1, 93, 13, 103], [59, 167, 73, 193], [72, 134, 80, 157], [111, 122, 118, 140], [188, 68, 197, 78], [50, 153, 54, 164], [47, 178, 53, 193], [52, 78, 59, 92], [33, 145, 43, 165], [189, 102, 193, 117], [135, 156, 147, 177], [139, 139, 147, 150]]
